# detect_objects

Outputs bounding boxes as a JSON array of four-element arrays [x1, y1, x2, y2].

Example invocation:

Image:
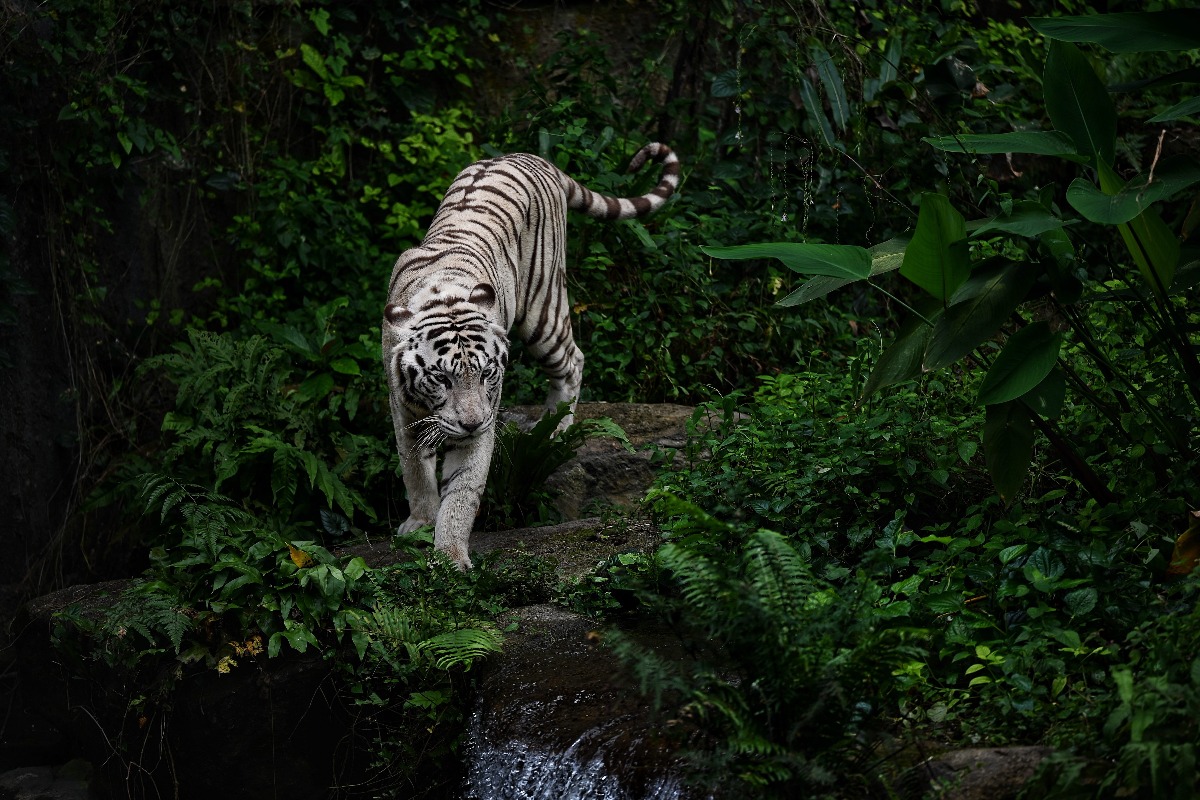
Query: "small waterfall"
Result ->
[[461, 705, 691, 800], [458, 606, 706, 800]]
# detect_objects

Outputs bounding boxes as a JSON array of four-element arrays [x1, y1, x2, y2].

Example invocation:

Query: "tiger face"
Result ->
[[383, 282, 509, 441]]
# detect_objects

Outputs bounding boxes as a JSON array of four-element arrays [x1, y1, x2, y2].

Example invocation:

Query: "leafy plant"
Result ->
[[609, 500, 925, 797], [655, 367, 987, 568], [703, 9, 1200, 505], [133, 327, 392, 530], [482, 402, 632, 529]]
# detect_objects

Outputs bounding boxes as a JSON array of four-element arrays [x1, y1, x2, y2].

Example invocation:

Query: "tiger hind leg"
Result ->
[[534, 338, 584, 435]]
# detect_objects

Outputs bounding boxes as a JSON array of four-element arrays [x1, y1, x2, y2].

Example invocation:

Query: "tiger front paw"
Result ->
[[397, 516, 433, 536]]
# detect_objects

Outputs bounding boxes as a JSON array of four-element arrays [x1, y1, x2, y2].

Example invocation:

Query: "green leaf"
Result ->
[[1022, 367, 1066, 420], [901, 193, 969, 301], [300, 43, 328, 80], [776, 237, 907, 306], [999, 543, 1029, 564], [701, 242, 872, 280], [983, 401, 1034, 502], [1067, 157, 1200, 224], [977, 322, 1063, 406], [924, 260, 1038, 371], [811, 46, 850, 131], [879, 36, 902, 85], [799, 75, 838, 149], [1120, 209, 1180, 299], [330, 358, 360, 375], [861, 313, 937, 399], [1098, 161, 1180, 297], [1064, 587, 1098, 617], [295, 372, 336, 402], [1029, 11, 1200, 53], [972, 201, 1075, 238], [711, 69, 741, 98], [308, 8, 331, 36], [1148, 97, 1200, 123], [1044, 40, 1116, 166], [622, 219, 657, 250], [924, 131, 1081, 159]]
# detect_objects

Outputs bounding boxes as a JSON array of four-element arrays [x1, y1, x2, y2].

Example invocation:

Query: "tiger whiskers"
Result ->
[[406, 415, 445, 454]]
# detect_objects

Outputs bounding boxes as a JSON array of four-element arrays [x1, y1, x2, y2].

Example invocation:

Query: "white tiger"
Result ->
[[382, 143, 680, 569]]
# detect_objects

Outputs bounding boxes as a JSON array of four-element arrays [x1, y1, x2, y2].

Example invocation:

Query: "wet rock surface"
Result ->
[[461, 605, 706, 800], [900, 746, 1055, 800]]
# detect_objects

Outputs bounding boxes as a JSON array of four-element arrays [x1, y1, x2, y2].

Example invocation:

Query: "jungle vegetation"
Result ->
[[2, 0, 1198, 797]]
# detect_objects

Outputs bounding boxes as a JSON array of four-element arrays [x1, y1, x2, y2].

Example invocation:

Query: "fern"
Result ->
[[608, 523, 924, 797], [102, 582, 196, 655], [416, 627, 503, 671], [136, 327, 382, 526], [360, 594, 502, 672], [744, 529, 815, 645], [483, 402, 632, 528]]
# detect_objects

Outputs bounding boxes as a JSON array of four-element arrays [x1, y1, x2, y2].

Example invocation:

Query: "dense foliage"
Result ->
[[5, 0, 1199, 797]]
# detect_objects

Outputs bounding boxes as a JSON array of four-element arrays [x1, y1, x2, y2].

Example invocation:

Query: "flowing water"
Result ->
[[461, 707, 691, 800], [457, 605, 706, 800]]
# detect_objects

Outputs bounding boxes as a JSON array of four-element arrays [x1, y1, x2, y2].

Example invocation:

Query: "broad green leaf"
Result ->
[[977, 321, 1063, 406], [879, 36, 902, 84], [999, 543, 1029, 564], [983, 400, 1034, 502], [1120, 210, 1180, 298], [701, 242, 872, 280], [1030, 11, 1200, 53], [300, 43, 328, 79], [1149, 97, 1200, 123], [1023, 367, 1066, 420], [1110, 66, 1200, 94], [296, 371, 336, 402], [901, 193, 969, 301], [777, 276, 849, 307], [1066, 156, 1200, 224], [776, 236, 907, 306], [812, 46, 850, 132], [1098, 160, 1180, 296], [799, 75, 838, 149], [330, 358, 360, 375], [924, 260, 1038, 371], [623, 219, 658, 250], [861, 314, 938, 399], [1044, 40, 1116, 166], [972, 201, 1075, 238], [1064, 587, 1098, 617], [924, 131, 1080, 159], [711, 69, 741, 98]]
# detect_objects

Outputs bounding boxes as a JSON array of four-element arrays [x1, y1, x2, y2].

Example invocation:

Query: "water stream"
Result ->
[[461, 706, 690, 800], [456, 606, 706, 800]]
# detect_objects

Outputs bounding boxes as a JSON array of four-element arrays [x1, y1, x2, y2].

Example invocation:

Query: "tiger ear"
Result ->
[[384, 303, 412, 325], [469, 283, 496, 309]]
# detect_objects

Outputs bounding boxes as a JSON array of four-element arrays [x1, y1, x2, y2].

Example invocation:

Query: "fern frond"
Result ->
[[657, 543, 730, 629], [605, 628, 688, 710], [416, 626, 503, 670], [745, 529, 813, 624]]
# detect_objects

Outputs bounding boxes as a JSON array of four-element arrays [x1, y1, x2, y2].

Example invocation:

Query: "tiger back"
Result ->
[[382, 143, 680, 568]]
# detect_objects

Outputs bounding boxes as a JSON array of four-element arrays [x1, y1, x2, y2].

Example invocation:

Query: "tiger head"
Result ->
[[383, 282, 509, 440]]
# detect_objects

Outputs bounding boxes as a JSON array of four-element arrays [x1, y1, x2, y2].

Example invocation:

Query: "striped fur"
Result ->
[[382, 142, 680, 568]]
